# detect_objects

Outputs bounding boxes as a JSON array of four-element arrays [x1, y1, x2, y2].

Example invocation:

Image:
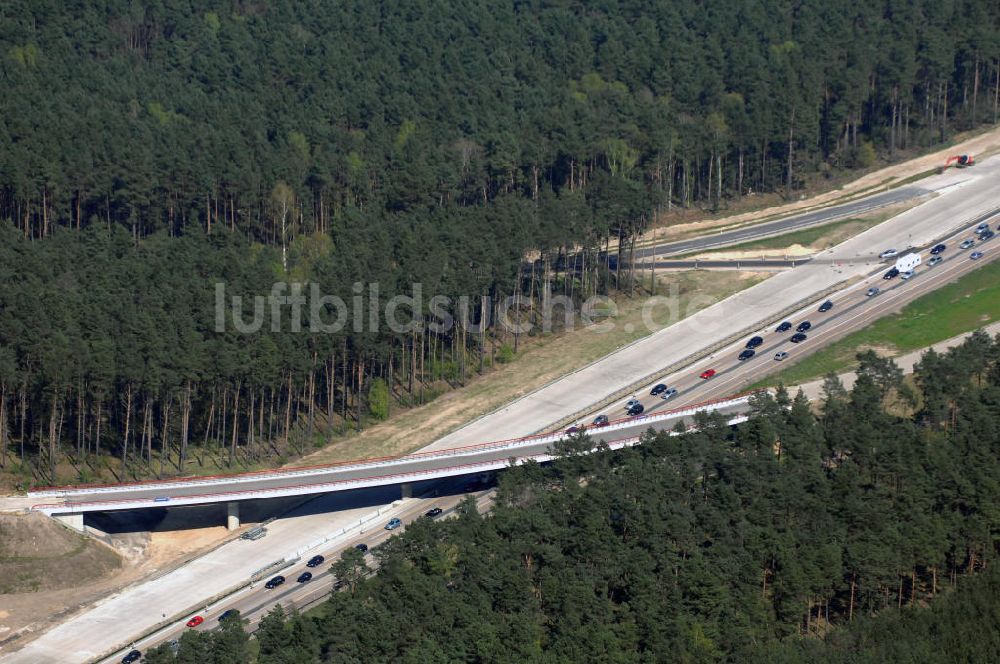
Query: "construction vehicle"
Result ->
[[941, 154, 974, 172]]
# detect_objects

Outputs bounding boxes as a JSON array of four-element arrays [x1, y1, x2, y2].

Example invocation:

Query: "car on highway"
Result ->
[[980, 230, 995, 241], [122, 650, 142, 664], [790, 333, 807, 343], [592, 414, 609, 426], [384, 518, 402, 530], [625, 398, 640, 409], [796, 321, 811, 333], [776, 321, 792, 332], [306, 555, 325, 567], [565, 425, 580, 434], [818, 300, 833, 312], [425, 507, 443, 518], [626, 403, 645, 416], [773, 351, 788, 361], [738, 349, 755, 361], [218, 609, 240, 622], [976, 222, 990, 233], [883, 267, 899, 280], [866, 287, 880, 297], [928, 256, 943, 266], [900, 270, 914, 280], [930, 243, 947, 255], [650, 383, 668, 396], [879, 249, 898, 259], [960, 238, 976, 249], [745, 336, 764, 349], [297, 571, 313, 583], [661, 388, 678, 401], [699, 369, 717, 379], [265, 575, 286, 589], [355, 543, 369, 552], [186, 616, 204, 628], [970, 251, 984, 260]]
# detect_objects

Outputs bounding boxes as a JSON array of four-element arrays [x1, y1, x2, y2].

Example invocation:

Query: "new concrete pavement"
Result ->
[[424, 158, 1000, 451], [5, 160, 1000, 664]]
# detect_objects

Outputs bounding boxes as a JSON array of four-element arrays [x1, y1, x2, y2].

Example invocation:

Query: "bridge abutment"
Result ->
[[226, 502, 240, 530], [400, 482, 413, 499], [55, 512, 85, 533]]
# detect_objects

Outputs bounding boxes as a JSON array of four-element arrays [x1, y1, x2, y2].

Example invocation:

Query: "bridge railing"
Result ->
[[28, 392, 755, 500], [32, 414, 753, 514]]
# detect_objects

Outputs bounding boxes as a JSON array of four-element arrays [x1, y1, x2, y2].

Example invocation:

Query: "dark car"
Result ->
[[592, 414, 609, 426], [790, 333, 807, 343], [883, 267, 900, 280], [565, 425, 579, 434], [306, 555, 325, 568], [776, 321, 792, 333], [122, 650, 142, 664], [738, 349, 755, 361], [626, 403, 644, 416], [265, 575, 285, 589], [745, 336, 764, 349], [650, 383, 668, 396], [355, 543, 369, 553], [796, 321, 811, 333], [425, 507, 443, 518], [296, 572, 313, 583], [980, 230, 995, 241], [818, 300, 833, 312], [930, 243, 946, 255], [218, 609, 240, 622]]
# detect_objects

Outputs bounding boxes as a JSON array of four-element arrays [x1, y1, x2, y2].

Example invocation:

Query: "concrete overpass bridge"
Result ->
[[29, 394, 753, 532]]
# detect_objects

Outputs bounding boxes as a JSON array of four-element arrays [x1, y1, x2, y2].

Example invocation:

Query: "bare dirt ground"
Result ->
[[296, 270, 769, 466], [0, 512, 231, 655]]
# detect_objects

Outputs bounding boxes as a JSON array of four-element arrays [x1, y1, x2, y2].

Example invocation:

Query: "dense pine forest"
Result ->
[[140, 334, 1000, 662], [1, 0, 1000, 483]]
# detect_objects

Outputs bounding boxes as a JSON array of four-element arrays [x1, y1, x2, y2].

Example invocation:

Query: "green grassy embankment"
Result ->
[[757, 257, 1000, 387]]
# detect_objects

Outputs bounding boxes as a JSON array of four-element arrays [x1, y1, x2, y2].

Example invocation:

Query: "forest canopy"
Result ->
[[142, 333, 1000, 663], [1, 0, 999, 484]]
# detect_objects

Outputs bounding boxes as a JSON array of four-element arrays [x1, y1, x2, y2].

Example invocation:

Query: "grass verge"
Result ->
[[755, 258, 1000, 388]]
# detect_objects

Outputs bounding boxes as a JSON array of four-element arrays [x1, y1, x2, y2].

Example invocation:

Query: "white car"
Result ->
[[928, 256, 943, 266], [900, 270, 914, 280], [960, 239, 976, 250], [865, 287, 880, 297], [773, 351, 788, 361], [879, 249, 898, 259]]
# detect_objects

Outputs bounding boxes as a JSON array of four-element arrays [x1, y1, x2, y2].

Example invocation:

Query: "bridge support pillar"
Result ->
[[226, 502, 240, 531], [400, 482, 413, 499], [55, 512, 85, 533]]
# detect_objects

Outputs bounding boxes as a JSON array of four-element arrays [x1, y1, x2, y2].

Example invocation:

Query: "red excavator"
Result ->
[[941, 154, 975, 172]]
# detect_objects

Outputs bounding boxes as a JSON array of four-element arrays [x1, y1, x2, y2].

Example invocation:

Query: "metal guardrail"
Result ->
[[545, 279, 851, 433], [31, 402, 754, 514], [250, 557, 298, 583], [29, 394, 752, 505]]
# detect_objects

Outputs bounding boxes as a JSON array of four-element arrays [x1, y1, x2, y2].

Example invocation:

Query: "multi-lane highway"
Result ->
[[583, 214, 999, 424], [29, 397, 749, 514], [5, 159, 1000, 664], [97, 481, 493, 664]]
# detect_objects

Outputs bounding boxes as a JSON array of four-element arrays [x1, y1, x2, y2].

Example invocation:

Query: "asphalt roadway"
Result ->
[[582, 213, 1000, 425], [33, 403, 740, 508], [632, 184, 929, 259], [424, 157, 1000, 452], [5, 162, 1000, 664]]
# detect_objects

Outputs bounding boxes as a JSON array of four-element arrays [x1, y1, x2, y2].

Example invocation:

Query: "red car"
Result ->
[[186, 615, 204, 628], [699, 369, 717, 379]]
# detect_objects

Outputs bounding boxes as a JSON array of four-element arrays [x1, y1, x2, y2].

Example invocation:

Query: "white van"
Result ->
[[894, 253, 921, 273]]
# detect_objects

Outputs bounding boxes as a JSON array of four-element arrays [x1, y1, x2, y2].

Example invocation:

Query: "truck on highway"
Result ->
[[894, 253, 921, 273]]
